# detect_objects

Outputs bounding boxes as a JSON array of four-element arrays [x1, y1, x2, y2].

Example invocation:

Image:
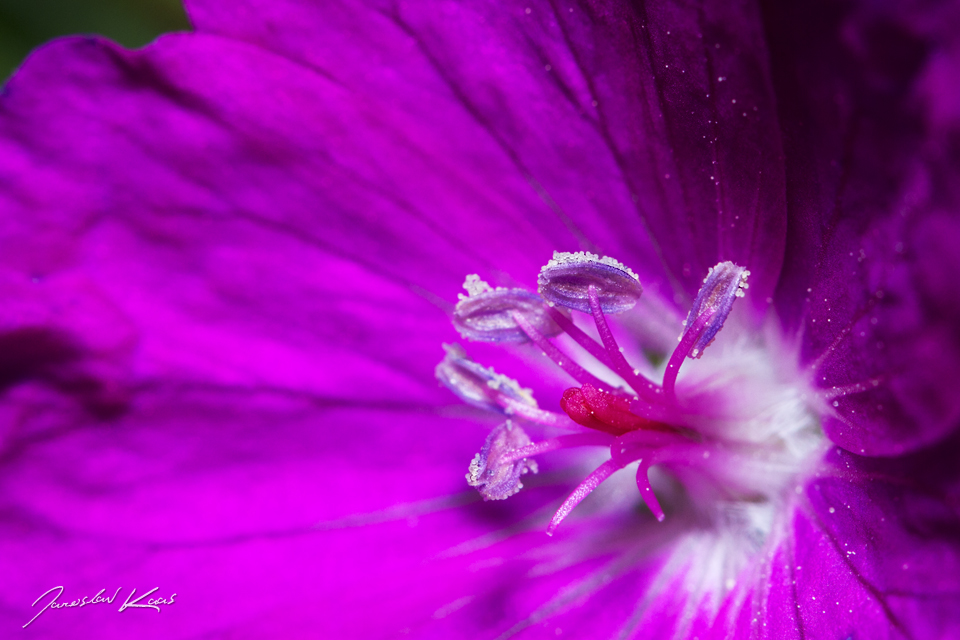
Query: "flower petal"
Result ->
[[0, 384, 535, 636], [765, 444, 960, 639], [765, 0, 960, 454], [186, 0, 788, 308], [3, 34, 511, 403]]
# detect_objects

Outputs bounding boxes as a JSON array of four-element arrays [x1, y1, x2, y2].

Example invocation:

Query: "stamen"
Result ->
[[662, 311, 714, 397], [537, 253, 660, 400], [435, 343, 537, 413], [466, 421, 539, 501], [538, 251, 642, 314], [453, 275, 562, 343], [662, 261, 749, 397]]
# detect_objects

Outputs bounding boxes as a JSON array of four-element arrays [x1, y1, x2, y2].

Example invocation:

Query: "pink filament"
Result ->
[[544, 305, 617, 370], [543, 428, 706, 532], [628, 397, 676, 423], [587, 285, 662, 402], [636, 464, 665, 521], [547, 458, 622, 536], [500, 432, 614, 466], [662, 310, 715, 398], [497, 397, 580, 430], [511, 310, 614, 392]]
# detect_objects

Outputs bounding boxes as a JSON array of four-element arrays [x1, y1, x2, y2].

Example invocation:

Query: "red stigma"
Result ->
[[560, 383, 673, 435]]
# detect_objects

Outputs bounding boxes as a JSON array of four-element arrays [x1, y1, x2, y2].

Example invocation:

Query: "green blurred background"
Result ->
[[0, 0, 189, 81]]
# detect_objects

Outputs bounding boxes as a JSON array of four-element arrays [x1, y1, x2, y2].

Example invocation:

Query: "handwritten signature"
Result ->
[[24, 586, 177, 628]]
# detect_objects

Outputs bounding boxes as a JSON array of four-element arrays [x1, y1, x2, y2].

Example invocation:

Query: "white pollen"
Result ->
[[460, 274, 494, 299]]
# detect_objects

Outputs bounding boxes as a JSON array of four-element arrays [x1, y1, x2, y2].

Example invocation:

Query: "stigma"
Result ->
[[438, 252, 821, 537]]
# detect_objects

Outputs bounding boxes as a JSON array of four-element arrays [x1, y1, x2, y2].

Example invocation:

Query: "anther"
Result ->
[[680, 261, 749, 359], [466, 421, 539, 500], [663, 261, 749, 396], [435, 343, 537, 413], [538, 251, 642, 314], [453, 276, 562, 342]]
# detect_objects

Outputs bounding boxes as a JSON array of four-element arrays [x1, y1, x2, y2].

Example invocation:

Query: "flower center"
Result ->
[[437, 252, 823, 537]]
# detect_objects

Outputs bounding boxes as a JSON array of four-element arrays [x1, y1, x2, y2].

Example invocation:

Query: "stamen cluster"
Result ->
[[437, 252, 776, 535]]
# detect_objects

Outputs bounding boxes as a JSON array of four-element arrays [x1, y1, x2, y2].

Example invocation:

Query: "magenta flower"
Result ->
[[3, 0, 960, 638]]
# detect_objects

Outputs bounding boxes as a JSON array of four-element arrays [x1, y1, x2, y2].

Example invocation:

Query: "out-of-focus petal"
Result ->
[[1, 34, 510, 404], [765, 0, 960, 454], [185, 0, 788, 309], [0, 382, 676, 639], [0, 385, 521, 637]]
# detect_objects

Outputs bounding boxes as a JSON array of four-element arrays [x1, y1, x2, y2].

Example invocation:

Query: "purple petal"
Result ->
[[765, 0, 960, 454], [186, 0, 788, 309], [3, 35, 495, 405], [767, 443, 960, 639], [0, 384, 509, 637], [2, 381, 675, 638]]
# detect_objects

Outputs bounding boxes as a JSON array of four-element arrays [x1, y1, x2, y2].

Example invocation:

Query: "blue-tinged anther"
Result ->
[[453, 274, 561, 342], [681, 261, 750, 358], [435, 343, 538, 413], [466, 421, 539, 500], [537, 251, 642, 314]]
